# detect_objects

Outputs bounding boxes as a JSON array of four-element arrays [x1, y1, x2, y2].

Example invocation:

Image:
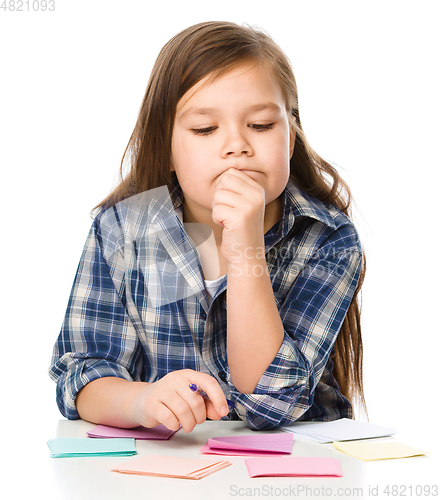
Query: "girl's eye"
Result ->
[[191, 126, 217, 136], [249, 123, 274, 132]]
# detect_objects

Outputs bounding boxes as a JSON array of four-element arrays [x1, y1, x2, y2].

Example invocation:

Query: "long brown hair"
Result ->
[[96, 21, 367, 417]]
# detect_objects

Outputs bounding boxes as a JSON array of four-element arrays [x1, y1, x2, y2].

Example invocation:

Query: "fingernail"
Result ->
[[220, 406, 229, 416]]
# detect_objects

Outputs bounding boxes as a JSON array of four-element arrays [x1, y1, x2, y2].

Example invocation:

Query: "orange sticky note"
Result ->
[[112, 454, 231, 480]]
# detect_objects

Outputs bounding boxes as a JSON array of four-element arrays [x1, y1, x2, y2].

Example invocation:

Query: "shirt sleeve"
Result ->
[[226, 221, 363, 430], [48, 211, 142, 420]]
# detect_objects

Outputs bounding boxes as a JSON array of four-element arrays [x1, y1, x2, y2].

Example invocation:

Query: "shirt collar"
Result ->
[[169, 173, 185, 219], [280, 178, 337, 232]]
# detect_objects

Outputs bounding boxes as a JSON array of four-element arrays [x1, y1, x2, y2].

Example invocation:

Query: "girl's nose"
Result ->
[[220, 130, 254, 158]]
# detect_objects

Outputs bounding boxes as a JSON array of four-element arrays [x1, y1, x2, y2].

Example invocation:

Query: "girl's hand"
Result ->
[[212, 168, 266, 265], [130, 370, 229, 433]]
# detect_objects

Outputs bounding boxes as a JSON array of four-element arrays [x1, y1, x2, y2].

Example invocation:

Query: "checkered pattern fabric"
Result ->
[[49, 178, 362, 430]]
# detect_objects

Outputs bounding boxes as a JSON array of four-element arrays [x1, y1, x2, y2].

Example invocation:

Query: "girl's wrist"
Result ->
[[128, 381, 154, 426], [227, 255, 269, 279], [222, 238, 265, 265]]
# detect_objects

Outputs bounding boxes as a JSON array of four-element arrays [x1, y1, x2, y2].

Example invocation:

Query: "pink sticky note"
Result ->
[[87, 424, 178, 440], [201, 433, 293, 456], [245, 457, 343, 478], [200, 442, 268, 457]]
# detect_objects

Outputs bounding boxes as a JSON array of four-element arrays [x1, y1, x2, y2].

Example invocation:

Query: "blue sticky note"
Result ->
[[47, 437, 137, 458]]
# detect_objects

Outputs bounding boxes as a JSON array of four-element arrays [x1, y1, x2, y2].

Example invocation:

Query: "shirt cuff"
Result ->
[[50, 354, 134, 420], [226, 333, 313, 430]]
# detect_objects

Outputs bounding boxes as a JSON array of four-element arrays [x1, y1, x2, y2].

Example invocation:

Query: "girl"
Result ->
[[49, 21, 366, 432]]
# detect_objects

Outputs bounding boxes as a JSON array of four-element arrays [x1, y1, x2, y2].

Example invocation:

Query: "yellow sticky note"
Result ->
[[333, 441, 429, 461]]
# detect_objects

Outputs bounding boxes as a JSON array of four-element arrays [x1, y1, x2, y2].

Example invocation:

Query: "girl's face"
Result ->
[[171, 62, 294, 225]]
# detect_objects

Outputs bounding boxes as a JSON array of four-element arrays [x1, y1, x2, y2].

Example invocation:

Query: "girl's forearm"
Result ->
[[76, 377, 149, 428], [226, 258, 285, 393]]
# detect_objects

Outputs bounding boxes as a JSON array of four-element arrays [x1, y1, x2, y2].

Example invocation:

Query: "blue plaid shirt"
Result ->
[[49, 178, 362, 430]]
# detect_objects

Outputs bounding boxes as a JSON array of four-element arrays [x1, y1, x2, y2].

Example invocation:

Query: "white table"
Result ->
[[46, 419, 438, 500]]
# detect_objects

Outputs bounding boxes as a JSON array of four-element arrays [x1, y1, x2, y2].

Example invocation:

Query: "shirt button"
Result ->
[[200, 310, 207, 321], [218, 371, 227, 382]]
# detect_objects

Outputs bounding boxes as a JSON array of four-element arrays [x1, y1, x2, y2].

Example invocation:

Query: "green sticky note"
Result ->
[[47, 437, 137, 458]]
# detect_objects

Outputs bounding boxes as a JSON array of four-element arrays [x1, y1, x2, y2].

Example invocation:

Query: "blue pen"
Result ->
[[189, 383, 235, 409]]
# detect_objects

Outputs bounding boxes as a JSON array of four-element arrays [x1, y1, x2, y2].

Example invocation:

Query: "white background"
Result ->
[[1, 0, 439, 496]]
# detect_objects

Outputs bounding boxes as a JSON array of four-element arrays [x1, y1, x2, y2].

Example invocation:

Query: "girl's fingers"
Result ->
[[204, 399, 229, 421], [141, 370, 229, 432], [161, 395, 199, 433], [176, 386, 208, 426], [216, 167, 260, 189], [191, 374, 229, 418], [212, 204, 235, 228], [152, 404, 181, 432], [212, 189, 241, 210], [213, 168, 265, 222]]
